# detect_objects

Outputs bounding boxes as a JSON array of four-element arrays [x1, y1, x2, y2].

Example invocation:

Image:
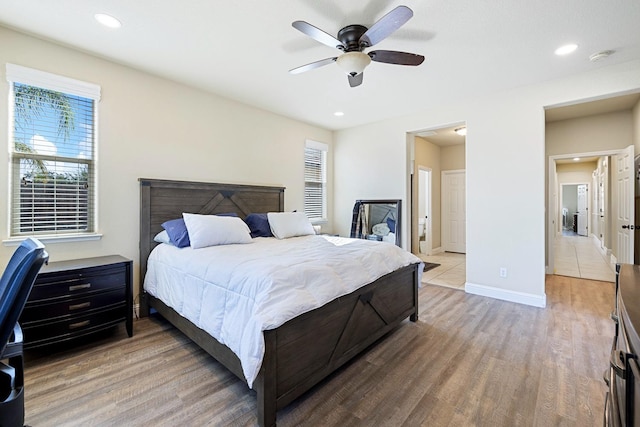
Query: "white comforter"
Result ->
[[143, 235, 422, 387]]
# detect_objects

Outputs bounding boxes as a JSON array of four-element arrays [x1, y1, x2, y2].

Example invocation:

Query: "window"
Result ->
[[6, 64, 101, 238], [304, 140, 328, 223]]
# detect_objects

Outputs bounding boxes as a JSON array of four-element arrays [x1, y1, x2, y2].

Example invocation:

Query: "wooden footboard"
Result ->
[[142, 263, 419, 427], [263, 263, 419, 418]]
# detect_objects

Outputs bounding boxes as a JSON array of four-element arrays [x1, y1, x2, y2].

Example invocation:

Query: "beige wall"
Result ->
[[556, 162, 597, 184], [0, 27, 333, 296], [441, 143, 466, 171], [546, 110, 634, 156]]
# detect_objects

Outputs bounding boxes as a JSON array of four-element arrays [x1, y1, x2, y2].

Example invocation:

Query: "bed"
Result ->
[[139, 178, 421, 427]]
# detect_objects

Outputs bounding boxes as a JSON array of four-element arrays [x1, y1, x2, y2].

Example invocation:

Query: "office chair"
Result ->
[[0, 238, 48, 427]]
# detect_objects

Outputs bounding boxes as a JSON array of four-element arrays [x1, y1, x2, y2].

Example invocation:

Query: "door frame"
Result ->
[[547, 148, 628, 275], [418, 166, 433, 254], [558, 182, 590, 236]]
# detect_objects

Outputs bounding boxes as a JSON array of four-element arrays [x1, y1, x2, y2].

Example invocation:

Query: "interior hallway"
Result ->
[[554, 233, 616, 282]]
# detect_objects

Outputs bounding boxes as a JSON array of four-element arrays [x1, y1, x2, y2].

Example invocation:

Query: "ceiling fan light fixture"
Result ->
[[454, 127, 467, 136], [336, 52, 371, 76]]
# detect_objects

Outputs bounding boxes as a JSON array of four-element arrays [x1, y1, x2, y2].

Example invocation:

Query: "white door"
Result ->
[[442, 170, 466, 253], [615, 146, 635, 263], [577, 184, 588, 236]]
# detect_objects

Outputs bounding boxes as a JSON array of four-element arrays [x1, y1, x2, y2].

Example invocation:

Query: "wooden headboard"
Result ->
[[139, 178, 285, 282]]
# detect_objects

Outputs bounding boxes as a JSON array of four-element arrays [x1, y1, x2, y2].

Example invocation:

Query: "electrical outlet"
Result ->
[[499, 267, 507, 278]]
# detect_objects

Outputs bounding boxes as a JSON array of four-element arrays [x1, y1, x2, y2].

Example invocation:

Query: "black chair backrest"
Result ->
[[0, 238, 48, 355]]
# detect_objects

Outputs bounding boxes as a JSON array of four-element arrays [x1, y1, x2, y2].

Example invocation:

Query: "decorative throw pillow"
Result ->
[[386, 218, 396, 233], [182, 213, 252, 248], [161, 218, 191, 248], [267, 212, 315, 239], [245, 213, 273, 238]]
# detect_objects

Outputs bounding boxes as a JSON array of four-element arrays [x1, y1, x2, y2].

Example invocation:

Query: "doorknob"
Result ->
[[622, 225, 635, 230]]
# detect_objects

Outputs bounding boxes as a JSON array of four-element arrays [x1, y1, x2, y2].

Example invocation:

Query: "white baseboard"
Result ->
[[465, 282, 546, 308], [429, 246, 444, 255]]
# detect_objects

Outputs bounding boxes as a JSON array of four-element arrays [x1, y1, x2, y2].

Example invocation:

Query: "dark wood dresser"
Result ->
[[605, 263, 640, 426], [19, 255, 133, 349]]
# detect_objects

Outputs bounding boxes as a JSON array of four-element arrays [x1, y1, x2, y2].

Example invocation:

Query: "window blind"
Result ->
[[7, 66, 99, 237], [304, 141, 327, 222]]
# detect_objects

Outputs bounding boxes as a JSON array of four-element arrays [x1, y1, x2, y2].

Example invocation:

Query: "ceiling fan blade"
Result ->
[[369, 50, 424, 66], [359, 5, 413, 47], [292, 21, 345, 50], [289, 57, 337, 74], [348, 73, 363, 87]]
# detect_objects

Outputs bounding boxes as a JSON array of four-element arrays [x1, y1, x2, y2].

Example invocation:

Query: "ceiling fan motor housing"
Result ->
[[337, 24, 368, 51]]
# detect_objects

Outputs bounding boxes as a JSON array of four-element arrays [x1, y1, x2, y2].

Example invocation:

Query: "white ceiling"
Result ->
[[1, 1, 639, 131]]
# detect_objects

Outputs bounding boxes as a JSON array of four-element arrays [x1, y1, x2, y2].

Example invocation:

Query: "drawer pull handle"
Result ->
[[69, 320, 90, 330], [69, 302, 91, 311], [69, 283, 91, 291]]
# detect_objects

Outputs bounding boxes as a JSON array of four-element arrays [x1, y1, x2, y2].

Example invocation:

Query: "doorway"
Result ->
[[548, 152, 630, 283], [559, 183, 589, 236], [409, 124, 467, 289], [545, 92, 640, 284]]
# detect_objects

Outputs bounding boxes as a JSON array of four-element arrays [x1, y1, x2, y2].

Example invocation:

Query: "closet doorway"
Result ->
[[409, 124, 466, 290]]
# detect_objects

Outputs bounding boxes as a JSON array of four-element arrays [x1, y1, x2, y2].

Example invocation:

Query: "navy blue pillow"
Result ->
[[162, 218, 190, 248], [217, 212, 238, 217], [386, 218, 396, 233], [245, 213, 273, 238]]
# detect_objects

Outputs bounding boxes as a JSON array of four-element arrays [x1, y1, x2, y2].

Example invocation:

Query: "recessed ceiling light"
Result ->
[[95, 13, 122, 29], [573, 157, 580, 161], [454, 127, 467, 136], [555, 44, 578, 56], [334, 111, 344, 117]]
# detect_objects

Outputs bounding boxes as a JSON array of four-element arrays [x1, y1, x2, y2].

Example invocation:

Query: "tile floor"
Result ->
[[418, 233, 616, 290], [553, 233, 616, 282], [417, 251, 466, 290], [416, 232, 615, 290]]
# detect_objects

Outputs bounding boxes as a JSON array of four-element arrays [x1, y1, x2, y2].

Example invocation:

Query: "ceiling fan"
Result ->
[[289, 5, 425, 87]]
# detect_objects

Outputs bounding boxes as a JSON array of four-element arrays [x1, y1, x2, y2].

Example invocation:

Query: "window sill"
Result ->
[[2, 233, 103, 246]]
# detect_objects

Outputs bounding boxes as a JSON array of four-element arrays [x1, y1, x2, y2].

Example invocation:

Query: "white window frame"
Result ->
[[304, 139, 328, 224], [5, 64, 101, 244]]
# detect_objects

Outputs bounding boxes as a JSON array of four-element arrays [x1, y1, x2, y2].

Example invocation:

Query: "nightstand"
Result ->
[[19, 255, 133, 349]]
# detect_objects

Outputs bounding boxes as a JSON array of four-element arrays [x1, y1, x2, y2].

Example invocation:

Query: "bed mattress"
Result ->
[[143, 234, 422, 387]]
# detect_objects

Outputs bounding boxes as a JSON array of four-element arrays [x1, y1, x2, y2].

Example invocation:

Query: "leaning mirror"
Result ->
[[350, 199, 401, 247]]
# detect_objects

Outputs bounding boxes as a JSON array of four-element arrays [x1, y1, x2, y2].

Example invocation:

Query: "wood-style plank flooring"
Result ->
[[23, 275, 614, 426]]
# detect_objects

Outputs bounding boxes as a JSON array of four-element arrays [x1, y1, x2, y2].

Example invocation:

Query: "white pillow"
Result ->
[[153, 230, 172, 245], [267, 212, 315, 239], [182, 213, 252, 248]]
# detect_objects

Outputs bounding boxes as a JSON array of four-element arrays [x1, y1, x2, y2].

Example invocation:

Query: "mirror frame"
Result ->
[[350, 199, 402, 247]]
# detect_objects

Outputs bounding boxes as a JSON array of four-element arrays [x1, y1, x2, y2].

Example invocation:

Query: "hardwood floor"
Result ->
[[23, 275, 614, 426]]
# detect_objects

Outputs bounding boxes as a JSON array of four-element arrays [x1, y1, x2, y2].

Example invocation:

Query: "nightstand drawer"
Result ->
[[21, 288, 125, 323], [22, 304, 127, 347], [19, 255, 133, 349], [29, 265, 127, 301]]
